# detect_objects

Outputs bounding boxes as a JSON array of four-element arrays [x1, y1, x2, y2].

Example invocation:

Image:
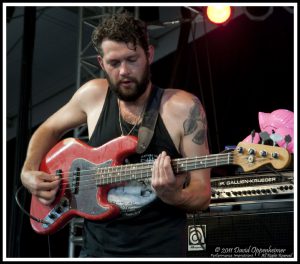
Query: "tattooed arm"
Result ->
[[152, 89, 211, 212]]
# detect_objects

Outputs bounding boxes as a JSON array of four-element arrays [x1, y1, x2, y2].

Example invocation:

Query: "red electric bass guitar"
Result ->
[[30, 135, 291, 235]]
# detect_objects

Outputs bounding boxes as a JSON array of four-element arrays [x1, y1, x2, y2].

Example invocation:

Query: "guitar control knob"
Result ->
[[226, 192, 231, 196], [271, 188, 277, 193], [62, 199, 69, 207], [272, 152, 279, 159], [289, 185, 293, 190], [49, 213, 56, 219], [56, 206, 62, 214]]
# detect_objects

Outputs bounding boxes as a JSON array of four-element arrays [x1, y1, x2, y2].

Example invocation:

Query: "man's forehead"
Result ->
[[102, 39, 137, 49], [101, 40, 142, 57]]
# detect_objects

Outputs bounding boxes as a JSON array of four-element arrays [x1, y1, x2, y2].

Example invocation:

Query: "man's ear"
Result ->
[[97, 55, 104, 70], [147, 45, 155, 64]]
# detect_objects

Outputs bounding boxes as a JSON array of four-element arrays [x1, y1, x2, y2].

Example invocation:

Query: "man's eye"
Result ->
[[109, 61, 119, 67], [128, 57, 137, 63]]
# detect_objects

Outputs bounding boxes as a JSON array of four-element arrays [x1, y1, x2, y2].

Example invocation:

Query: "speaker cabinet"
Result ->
[[186, 201, 294, 258]]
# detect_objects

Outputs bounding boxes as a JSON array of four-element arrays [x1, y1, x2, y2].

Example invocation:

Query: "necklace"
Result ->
[[118, 100, 146, 136]]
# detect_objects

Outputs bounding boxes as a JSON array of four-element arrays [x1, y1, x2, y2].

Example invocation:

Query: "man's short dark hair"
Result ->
[[91, 12, 149, 56]]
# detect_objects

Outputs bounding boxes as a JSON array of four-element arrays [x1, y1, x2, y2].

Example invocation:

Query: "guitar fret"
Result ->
[[132, 167, 136, 179], [108, 168, 111, 184], [119, 165, 122, 183], [110, 167, 114, 184], [185, 159, 187, 173]]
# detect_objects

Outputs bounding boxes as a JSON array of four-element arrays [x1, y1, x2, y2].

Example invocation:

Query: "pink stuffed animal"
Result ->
[[243, 109, 294, 153]]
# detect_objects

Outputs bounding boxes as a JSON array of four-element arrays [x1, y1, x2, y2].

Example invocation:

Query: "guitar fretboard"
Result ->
[[95, 152, 234, 185]]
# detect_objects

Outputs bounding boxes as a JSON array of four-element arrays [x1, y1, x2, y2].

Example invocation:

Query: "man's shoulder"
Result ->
[[162, 88, 198, 106], [159, 89, 200, 122], [81, 78, 108, 91], [76, 78, 108, 97], [72, 78, 109, 112]]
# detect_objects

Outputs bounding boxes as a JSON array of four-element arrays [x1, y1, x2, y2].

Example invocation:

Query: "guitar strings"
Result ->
[[54, 156, 268, 188], [46, 152, 235, 178], [55, 154, 266, 193], [42, 141, 285, 180], [50, 155, 266, 191], [47, 154, 234, 187], [49, 153, 272, 192], [50, 151, 277, 184]]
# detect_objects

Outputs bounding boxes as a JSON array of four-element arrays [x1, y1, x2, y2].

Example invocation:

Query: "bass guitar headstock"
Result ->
[[232, 142, 291, 172]]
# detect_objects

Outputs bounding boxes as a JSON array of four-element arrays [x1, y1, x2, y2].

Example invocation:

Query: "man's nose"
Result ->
[[119, 61, 130, 76]]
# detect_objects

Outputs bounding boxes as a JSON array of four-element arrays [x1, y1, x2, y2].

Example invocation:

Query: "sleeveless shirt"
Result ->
[[81, 87, 187, 257]]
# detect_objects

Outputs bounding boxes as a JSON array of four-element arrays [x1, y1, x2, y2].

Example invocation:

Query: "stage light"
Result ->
[[206, 5, 232, 24]]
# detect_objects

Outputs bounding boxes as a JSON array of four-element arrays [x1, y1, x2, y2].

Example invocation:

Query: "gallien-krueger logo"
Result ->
[[214, 176, 278, 187]]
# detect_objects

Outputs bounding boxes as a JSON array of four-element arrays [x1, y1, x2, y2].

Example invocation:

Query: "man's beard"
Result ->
[[104, 65, 151, 102]]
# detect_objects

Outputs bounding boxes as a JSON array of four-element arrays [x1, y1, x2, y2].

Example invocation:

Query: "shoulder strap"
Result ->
[[136, 85, 164, 154]]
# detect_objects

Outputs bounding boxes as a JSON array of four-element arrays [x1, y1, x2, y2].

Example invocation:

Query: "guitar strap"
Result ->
[[136, 85, 164, 154]]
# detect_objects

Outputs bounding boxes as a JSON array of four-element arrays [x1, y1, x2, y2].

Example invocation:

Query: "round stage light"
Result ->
[[206, 5, 232, 24]]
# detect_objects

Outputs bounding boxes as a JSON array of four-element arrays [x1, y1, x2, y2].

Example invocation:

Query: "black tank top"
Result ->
[[82, 87, 187, 257]]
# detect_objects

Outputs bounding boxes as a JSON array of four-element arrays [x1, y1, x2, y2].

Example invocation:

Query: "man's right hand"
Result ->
[[21, 170, 61, 205]]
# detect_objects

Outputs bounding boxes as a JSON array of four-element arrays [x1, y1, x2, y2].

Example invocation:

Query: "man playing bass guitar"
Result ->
[[21, 12, 211, 257]]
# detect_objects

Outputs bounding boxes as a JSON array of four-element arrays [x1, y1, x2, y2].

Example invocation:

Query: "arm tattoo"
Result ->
[[183, 98, 207, 145], [193, 129, 206, 145], [183, 118, 197, 135]]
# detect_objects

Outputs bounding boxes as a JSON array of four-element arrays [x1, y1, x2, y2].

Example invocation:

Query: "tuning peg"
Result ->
[[250, 129, 256, 143], [259, 131, 270, 145], [284, 134, 292, 149], [270, 133, 283, 146]]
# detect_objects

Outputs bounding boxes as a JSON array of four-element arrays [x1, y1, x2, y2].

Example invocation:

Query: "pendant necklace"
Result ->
[[118, 99, 146, 136]]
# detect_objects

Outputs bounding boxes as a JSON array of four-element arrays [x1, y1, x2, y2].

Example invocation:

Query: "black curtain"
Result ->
[[7, 6, 36, 257]]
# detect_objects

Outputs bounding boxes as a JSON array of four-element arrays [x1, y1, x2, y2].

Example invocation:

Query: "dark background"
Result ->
[[152, 6, 294, 154], [5, 6, 295, 258]]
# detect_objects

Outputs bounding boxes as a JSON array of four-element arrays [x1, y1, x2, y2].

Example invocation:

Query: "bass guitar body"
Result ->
[[30, 135, 138, 235]]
